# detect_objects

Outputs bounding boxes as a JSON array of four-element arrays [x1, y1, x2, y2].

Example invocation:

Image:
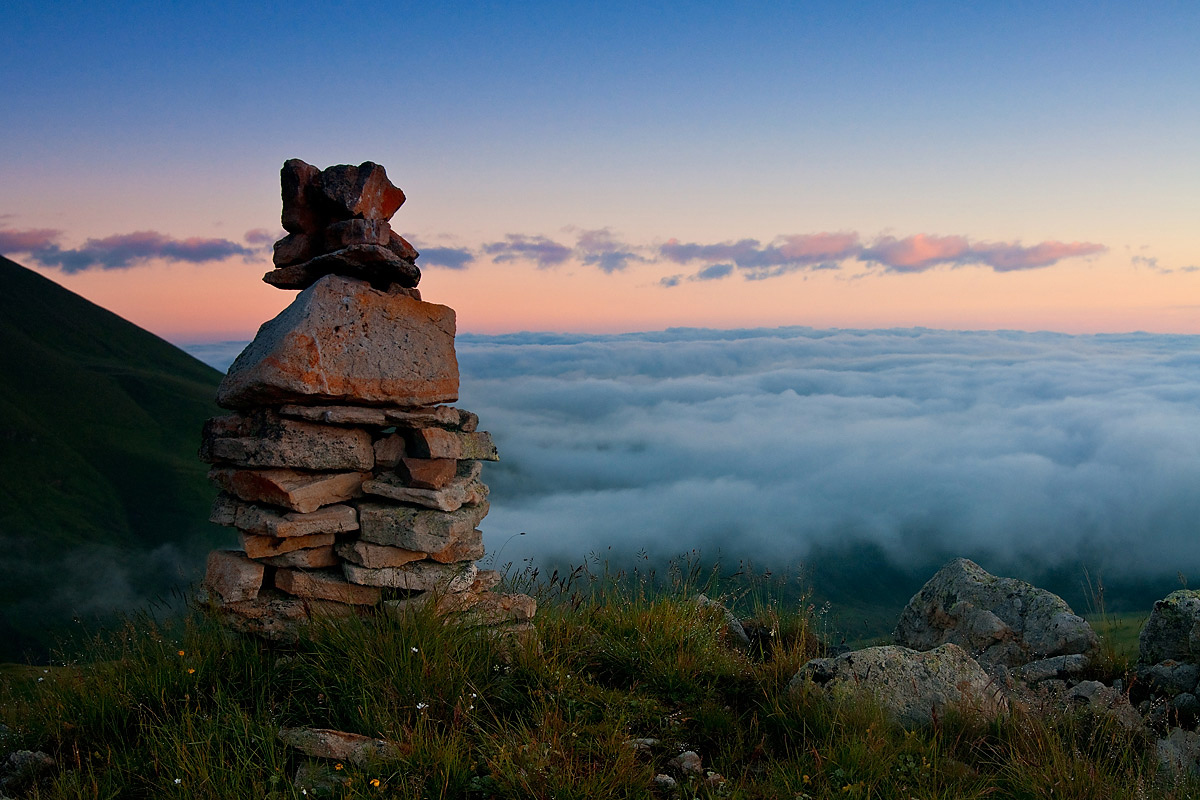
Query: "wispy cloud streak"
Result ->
[[0, 227, 254, 273]]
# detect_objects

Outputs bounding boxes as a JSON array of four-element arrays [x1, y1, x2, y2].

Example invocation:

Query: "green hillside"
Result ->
[[0, 256, 230, 660]]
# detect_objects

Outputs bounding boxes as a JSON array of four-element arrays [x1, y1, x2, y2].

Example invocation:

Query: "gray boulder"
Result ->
[[1139, 590, 1200, 665], [789, 642, 1007, 729], [894, 558, 1099, 668]]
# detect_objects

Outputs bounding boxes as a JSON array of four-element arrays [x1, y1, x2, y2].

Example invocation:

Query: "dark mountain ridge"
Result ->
[[0, 256, 229, 659]]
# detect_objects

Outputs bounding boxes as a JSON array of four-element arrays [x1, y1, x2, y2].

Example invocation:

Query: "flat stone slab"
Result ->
[[218, 274, 457, 409], [263, 245, 420, 291], [203, 549, 265, 603], [209, 467, 367, 513], [240, 531, 336, 560], [343, 560, 478, 592], [278, 727, 400, 765], [361, 473, 488, 512], [278, 404, 476, 431], [260, 546, 340, 569], [395, 458, 458, 489], [201, 411, 373, 471], [215, 588, 356, 642], [337, 536, 484, 567], [407, 428, 497, 461], [275, 568, 382, 605], [209, 494, 359, 537], [357, 501, 488, 553]]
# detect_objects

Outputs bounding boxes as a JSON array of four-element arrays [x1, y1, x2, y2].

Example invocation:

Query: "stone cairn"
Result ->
[[198, 159, 535, 641]]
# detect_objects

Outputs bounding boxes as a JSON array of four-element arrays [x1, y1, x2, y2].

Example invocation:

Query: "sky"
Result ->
[[2, 1, 1198, 341]]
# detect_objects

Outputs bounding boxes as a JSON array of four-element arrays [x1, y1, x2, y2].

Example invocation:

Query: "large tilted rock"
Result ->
[[1139, 590, 1200, 665], [790, 643, 1007, 729], [217, 274, 458, 409], [894, 558, 1099, 668], [201, 410, 374, 470]]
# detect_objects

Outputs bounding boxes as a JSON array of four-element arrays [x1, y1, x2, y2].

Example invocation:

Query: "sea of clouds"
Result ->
[[188, 327, 1200, 584]]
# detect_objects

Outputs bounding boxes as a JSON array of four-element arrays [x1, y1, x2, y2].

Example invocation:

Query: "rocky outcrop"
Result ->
[[790, 643, 1007, 729], [894, 558, 1099, 669], [199, 160, 534, 641], [1140, 590, 1200, 665]]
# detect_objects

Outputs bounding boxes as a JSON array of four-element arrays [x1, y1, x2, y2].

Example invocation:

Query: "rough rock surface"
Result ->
[[357, 501, 488, 552], [202, 549, 264, 603], [209, 467, 367, 513], [263, 245, 420, 291], [342, 560, 478, 592], [201, 411, 374, 471], [894, 558, 1099, 668], [790, 643, 1007, 729], [1140, 590, 1200, 665], [218, 275, 457, 409], [275, 568, 382, 605], [278, 727, 400, 765], [209, 495, 359, 538]]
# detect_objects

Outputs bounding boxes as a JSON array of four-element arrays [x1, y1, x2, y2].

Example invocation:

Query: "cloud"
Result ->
[[419, 246, 476, 270], [574, 228, 644, 273], [1134, 255, 1200, 275], [692, 262, 734, 281], [859, 234, 1106, 273], [483, 234, 572, 268], [444, 327, 1200, 590], [1, 228, 255, 273], [243, 228, 279, 246], [660, 232, 861, 274], [0, 227, 61, 254]]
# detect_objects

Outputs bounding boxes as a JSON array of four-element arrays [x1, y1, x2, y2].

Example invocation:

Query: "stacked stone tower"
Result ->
[[198, 159, 535, 640]]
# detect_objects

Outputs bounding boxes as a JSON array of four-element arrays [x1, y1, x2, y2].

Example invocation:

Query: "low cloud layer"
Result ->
[[441, 328, 1200, 581], [186, 328, 1200, 588], [0, 227, 254, 272]]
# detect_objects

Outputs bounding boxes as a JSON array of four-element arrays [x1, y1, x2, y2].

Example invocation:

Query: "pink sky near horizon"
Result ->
[[17, 238, 1200, 345]]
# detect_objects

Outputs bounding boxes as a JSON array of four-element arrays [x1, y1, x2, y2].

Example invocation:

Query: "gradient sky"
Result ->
[[2, 1, 1198, 342]]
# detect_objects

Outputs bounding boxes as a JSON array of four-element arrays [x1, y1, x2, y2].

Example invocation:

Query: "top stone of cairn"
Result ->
[[270, 159, 419, 291], [282, 159, 406, 234]]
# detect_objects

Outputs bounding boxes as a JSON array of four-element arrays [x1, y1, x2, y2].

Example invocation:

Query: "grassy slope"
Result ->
[[0, 256, 228, 658], [0, 577, 1188, 800]]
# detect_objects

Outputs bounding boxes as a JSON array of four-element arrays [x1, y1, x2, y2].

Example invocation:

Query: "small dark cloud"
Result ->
[[483, 234, 572, 268], [659, 274, 683, 287], [1134, 255, 1199, 275], [574, 228, 644, 273], [0, 227, 61, 255], [243, 228, 279, 246], [692, 262, 734, 281], [420, 246, 475, 270]]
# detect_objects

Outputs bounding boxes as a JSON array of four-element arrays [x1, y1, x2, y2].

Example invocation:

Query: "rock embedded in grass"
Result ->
[[791, 642, 1008, 730], [894, 557, 1099, 668]]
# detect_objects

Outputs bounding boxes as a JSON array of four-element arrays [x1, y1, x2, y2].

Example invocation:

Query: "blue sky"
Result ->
[[2, 1, 1198, 338]]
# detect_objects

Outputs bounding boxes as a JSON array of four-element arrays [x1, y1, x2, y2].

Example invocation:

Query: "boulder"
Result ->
[[894, 558, 1099, 668], [1158, 727, 1200, 777], [1137, 659, 1200, 697], [790, 643, 1007, 729], [273, 232, 316, 267], [1139, 590, 1200, 665], [694, 594, 751, 648], [218, 275, 456, 409]]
